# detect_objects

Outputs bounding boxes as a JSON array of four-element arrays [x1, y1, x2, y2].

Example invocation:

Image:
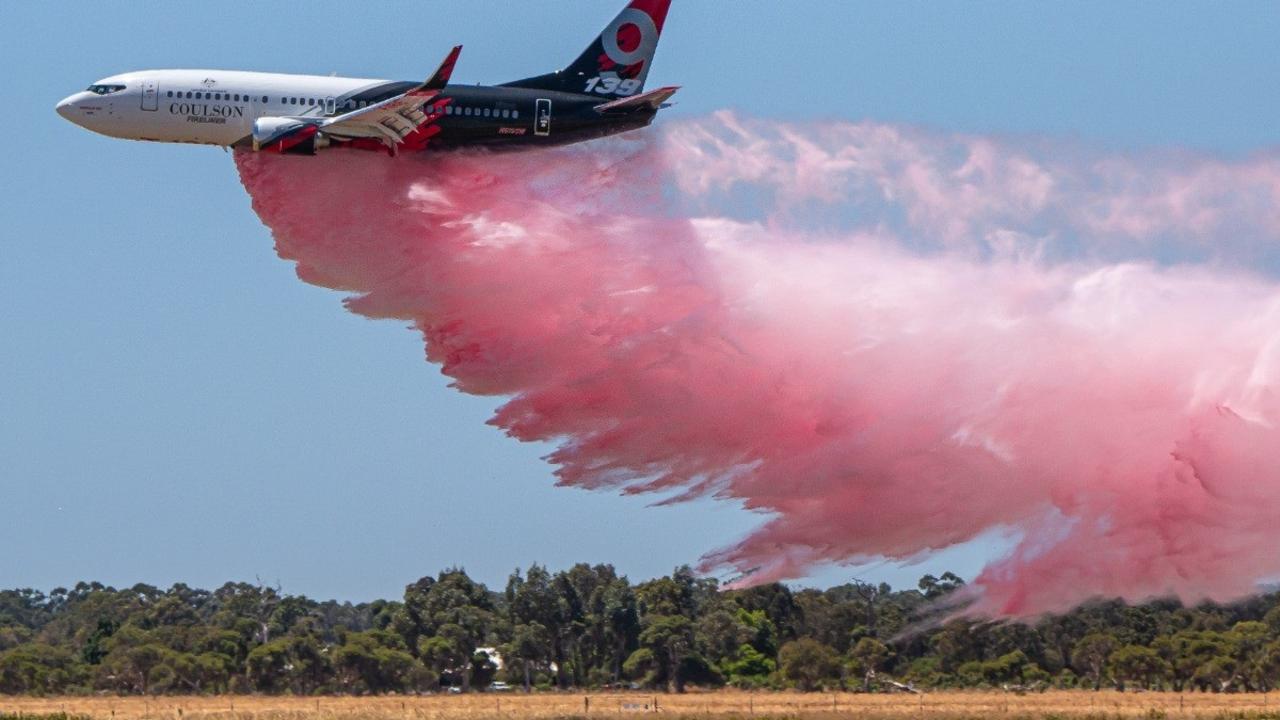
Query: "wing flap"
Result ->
[[318, 45, 461, 152]]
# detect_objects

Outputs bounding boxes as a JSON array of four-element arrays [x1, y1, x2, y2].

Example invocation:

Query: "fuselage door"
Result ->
[[535, 98, 551, 136], [140, 79, 158, 111], [324, 97, 336, 116]]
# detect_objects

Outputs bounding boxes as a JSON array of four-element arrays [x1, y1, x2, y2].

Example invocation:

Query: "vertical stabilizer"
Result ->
[[501, 0, 671, 99]]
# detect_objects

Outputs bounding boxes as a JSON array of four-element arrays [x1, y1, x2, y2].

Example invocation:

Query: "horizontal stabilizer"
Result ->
[[594, 85, 679, 113]]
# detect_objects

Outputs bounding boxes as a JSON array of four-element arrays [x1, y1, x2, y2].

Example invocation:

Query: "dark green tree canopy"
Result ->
[[6, 568, 1280, 695]]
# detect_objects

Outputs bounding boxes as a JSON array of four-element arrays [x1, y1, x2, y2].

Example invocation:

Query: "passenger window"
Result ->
[[512, 110, 519, 119], [501, 109, 510, 118], [262, 96, 269, 103], [186, 91, 193, 99], [167, 91, 173, 98], [483, 108, 491, 117]]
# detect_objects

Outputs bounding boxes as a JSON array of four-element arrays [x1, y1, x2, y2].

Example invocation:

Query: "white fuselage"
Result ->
[[57, 69, 406, 147]]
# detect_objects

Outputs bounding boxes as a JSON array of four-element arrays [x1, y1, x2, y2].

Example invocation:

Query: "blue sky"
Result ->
[[4, 0, 1280, 601]]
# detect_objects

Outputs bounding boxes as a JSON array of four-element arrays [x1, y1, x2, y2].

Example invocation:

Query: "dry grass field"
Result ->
[[6, 691, 1280, 720]]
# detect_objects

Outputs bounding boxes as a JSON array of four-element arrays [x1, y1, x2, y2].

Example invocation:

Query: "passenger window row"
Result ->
[[167, 90, 268, 103], [155, 91, 520, 121], [163, 91, 340, 108], [445, 106, 518, 119]]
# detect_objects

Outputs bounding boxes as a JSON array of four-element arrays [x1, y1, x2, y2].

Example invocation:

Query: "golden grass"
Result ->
[[5, 691, 1280, 720]]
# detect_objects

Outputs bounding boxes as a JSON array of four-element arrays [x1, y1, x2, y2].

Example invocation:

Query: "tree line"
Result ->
[[3, 566, 1280, 695]]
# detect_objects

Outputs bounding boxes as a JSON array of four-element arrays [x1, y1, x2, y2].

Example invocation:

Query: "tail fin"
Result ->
[[501, 0, 671, 99]]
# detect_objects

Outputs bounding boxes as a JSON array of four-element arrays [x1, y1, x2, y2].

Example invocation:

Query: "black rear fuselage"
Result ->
[[349, 81, 657, 150]]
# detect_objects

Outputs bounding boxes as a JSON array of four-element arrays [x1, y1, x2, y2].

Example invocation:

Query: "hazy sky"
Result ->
[[4, 0, 1280, 602]]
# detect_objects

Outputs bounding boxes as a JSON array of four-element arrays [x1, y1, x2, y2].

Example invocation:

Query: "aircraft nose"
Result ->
[[55, 95, 77, 121]]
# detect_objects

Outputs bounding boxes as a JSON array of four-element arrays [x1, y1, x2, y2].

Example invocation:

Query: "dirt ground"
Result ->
[[7, 691, 1280, 720]]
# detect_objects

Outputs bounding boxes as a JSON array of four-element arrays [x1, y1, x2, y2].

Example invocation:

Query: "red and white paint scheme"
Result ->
[[56, 0, 675, 155]]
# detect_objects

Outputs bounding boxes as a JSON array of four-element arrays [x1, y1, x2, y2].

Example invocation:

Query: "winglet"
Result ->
[[424, 45, 463, 91]]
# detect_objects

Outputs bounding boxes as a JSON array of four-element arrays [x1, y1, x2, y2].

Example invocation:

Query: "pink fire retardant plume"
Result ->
[[236, 113, 1280, 617]]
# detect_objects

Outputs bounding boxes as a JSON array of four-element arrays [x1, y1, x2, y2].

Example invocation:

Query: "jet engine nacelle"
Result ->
[[252, 116, 327, 154]]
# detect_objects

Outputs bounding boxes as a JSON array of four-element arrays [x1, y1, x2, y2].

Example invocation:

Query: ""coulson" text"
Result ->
[[169, 103, 245, 118]]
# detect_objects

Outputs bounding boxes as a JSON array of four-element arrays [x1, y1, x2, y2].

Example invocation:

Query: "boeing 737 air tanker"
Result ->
[[56, 0, 676, 155]]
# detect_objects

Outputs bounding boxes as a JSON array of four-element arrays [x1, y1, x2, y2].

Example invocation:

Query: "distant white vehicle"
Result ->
[[488, 681, 513, 692]]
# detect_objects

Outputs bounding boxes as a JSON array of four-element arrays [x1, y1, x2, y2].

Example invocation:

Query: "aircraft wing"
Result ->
[[320, 45, 461, 152], [593, 86, 679, 114]]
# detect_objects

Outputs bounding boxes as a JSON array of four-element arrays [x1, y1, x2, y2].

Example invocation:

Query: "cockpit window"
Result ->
[[86, 84, 126, 95]]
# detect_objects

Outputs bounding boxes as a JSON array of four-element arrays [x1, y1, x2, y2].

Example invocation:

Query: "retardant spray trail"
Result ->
[[237, 114, 1280, 617]]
